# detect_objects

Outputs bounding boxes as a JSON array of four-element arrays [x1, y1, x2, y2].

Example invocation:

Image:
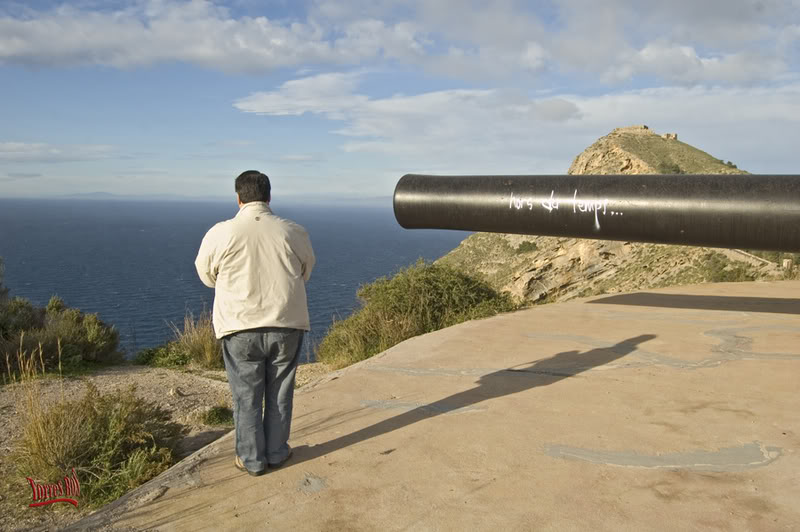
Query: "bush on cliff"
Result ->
[[698, 252, 756, 283], [316, 261, 518, 369], [135, 311, 222, 369], [1, 295, 120, 375], [0, 257, 9, 304]]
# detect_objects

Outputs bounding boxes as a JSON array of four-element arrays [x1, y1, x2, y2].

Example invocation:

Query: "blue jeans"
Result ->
[[222, 327, 304, 473]]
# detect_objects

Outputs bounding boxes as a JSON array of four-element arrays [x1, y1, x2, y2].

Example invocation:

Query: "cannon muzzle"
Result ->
[[393, 174, 800, 252]]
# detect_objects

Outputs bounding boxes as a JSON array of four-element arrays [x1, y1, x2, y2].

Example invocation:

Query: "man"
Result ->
[[195, 170, 315, 476]]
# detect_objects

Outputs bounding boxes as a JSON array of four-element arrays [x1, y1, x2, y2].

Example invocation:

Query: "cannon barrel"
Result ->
[[393, 174, 800, 252]]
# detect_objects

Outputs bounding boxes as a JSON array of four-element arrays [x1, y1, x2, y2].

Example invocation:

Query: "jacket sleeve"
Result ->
[[295, 227, 316, 282], [195, 227, 220, 288]]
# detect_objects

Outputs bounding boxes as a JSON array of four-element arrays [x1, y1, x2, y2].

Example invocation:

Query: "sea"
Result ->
[[0, 198, 470, 361]]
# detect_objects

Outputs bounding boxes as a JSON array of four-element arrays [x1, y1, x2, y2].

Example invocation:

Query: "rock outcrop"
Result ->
[[438, 126, 780, 304]]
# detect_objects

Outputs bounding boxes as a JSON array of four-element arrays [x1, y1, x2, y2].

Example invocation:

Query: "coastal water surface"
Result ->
[[0, 198, 469, 360]]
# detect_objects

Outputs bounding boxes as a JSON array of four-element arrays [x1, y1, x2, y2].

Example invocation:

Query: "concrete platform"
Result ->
[[71, 281, 800, 531]]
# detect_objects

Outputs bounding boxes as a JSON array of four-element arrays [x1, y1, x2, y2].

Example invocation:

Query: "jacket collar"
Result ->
[[236, 201, 273, 218]]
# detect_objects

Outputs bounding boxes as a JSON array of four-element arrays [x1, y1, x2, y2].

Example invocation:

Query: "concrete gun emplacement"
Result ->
[[393, 174, 800, 252]]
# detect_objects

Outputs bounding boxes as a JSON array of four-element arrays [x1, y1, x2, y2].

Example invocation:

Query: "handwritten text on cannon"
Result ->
[[508, 190, 624, 230]]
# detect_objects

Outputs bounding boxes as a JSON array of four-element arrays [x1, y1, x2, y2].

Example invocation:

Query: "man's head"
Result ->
[[235, 170, 271, 205]]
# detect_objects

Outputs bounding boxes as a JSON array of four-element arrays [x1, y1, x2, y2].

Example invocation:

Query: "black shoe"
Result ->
[[269, 447, 293, 469]]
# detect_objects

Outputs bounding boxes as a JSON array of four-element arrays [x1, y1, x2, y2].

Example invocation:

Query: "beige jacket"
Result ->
[[195, 202, 315, 338]]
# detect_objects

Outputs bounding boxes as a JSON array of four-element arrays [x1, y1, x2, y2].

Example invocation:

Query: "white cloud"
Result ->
[[235, 73, 800, 179], [234, 72, 366, 116], [331, 19, 428, 63], [280, 154, 321, 162], [0, 142, 116, 163], [521, 42, 548, 72], [235, 73, 582, 170], [1, 0, 796, 84], [572, 84, 800, 130], [313, 0, 799, 83], [607, 43, 787, 84], [1, 2, 323, 71], [0, 1, 427, 72]]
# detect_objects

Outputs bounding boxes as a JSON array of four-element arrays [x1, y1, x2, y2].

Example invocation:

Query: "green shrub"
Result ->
[[515, 241, 538, 254], [46, 295, 66, 314], [133, 346, 158, 365], [698, 252, 756, 283], [135, 312, 221, 369], [316, 261, 517, 369], [0, 298, 45, 340], [201, 405, 234, 426], [134, 342, 190, 367], [657, 161, 684, 174], [1, 295, 120, 375], [0, 257, 8, 304]]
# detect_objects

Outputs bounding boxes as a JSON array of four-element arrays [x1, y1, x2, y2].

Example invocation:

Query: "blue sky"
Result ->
[[1, 0, 798, 200]]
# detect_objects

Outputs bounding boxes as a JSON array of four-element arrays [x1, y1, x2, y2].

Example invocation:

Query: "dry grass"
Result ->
[[171, 312, 222, 369], [6, 338, 182, 509], [136, 311, 222, 370]]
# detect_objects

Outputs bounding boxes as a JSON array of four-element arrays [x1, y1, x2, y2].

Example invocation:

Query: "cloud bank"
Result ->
[[0, 142, 116, 163], [1, 0, 797, 84], [233, 72, 800, 175]]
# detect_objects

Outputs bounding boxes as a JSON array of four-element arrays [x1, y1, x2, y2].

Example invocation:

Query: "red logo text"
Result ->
[[27, 468, 80, 508]]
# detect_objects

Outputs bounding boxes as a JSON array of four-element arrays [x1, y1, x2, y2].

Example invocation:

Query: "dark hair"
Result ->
[[235, 170, 271, 204]]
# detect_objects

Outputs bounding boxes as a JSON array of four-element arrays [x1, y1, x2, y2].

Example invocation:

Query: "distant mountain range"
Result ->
[[58, 192, 228, 202], [49, 192, 393, 206]]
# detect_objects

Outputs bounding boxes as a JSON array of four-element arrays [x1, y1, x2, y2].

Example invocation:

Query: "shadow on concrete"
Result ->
[[290, 334, 656, 467], [588, 293, 800, 315]]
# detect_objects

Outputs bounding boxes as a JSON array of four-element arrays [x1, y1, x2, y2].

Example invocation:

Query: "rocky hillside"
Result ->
[[438, 126, 783, 304], [568, 125, 746, 175]]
